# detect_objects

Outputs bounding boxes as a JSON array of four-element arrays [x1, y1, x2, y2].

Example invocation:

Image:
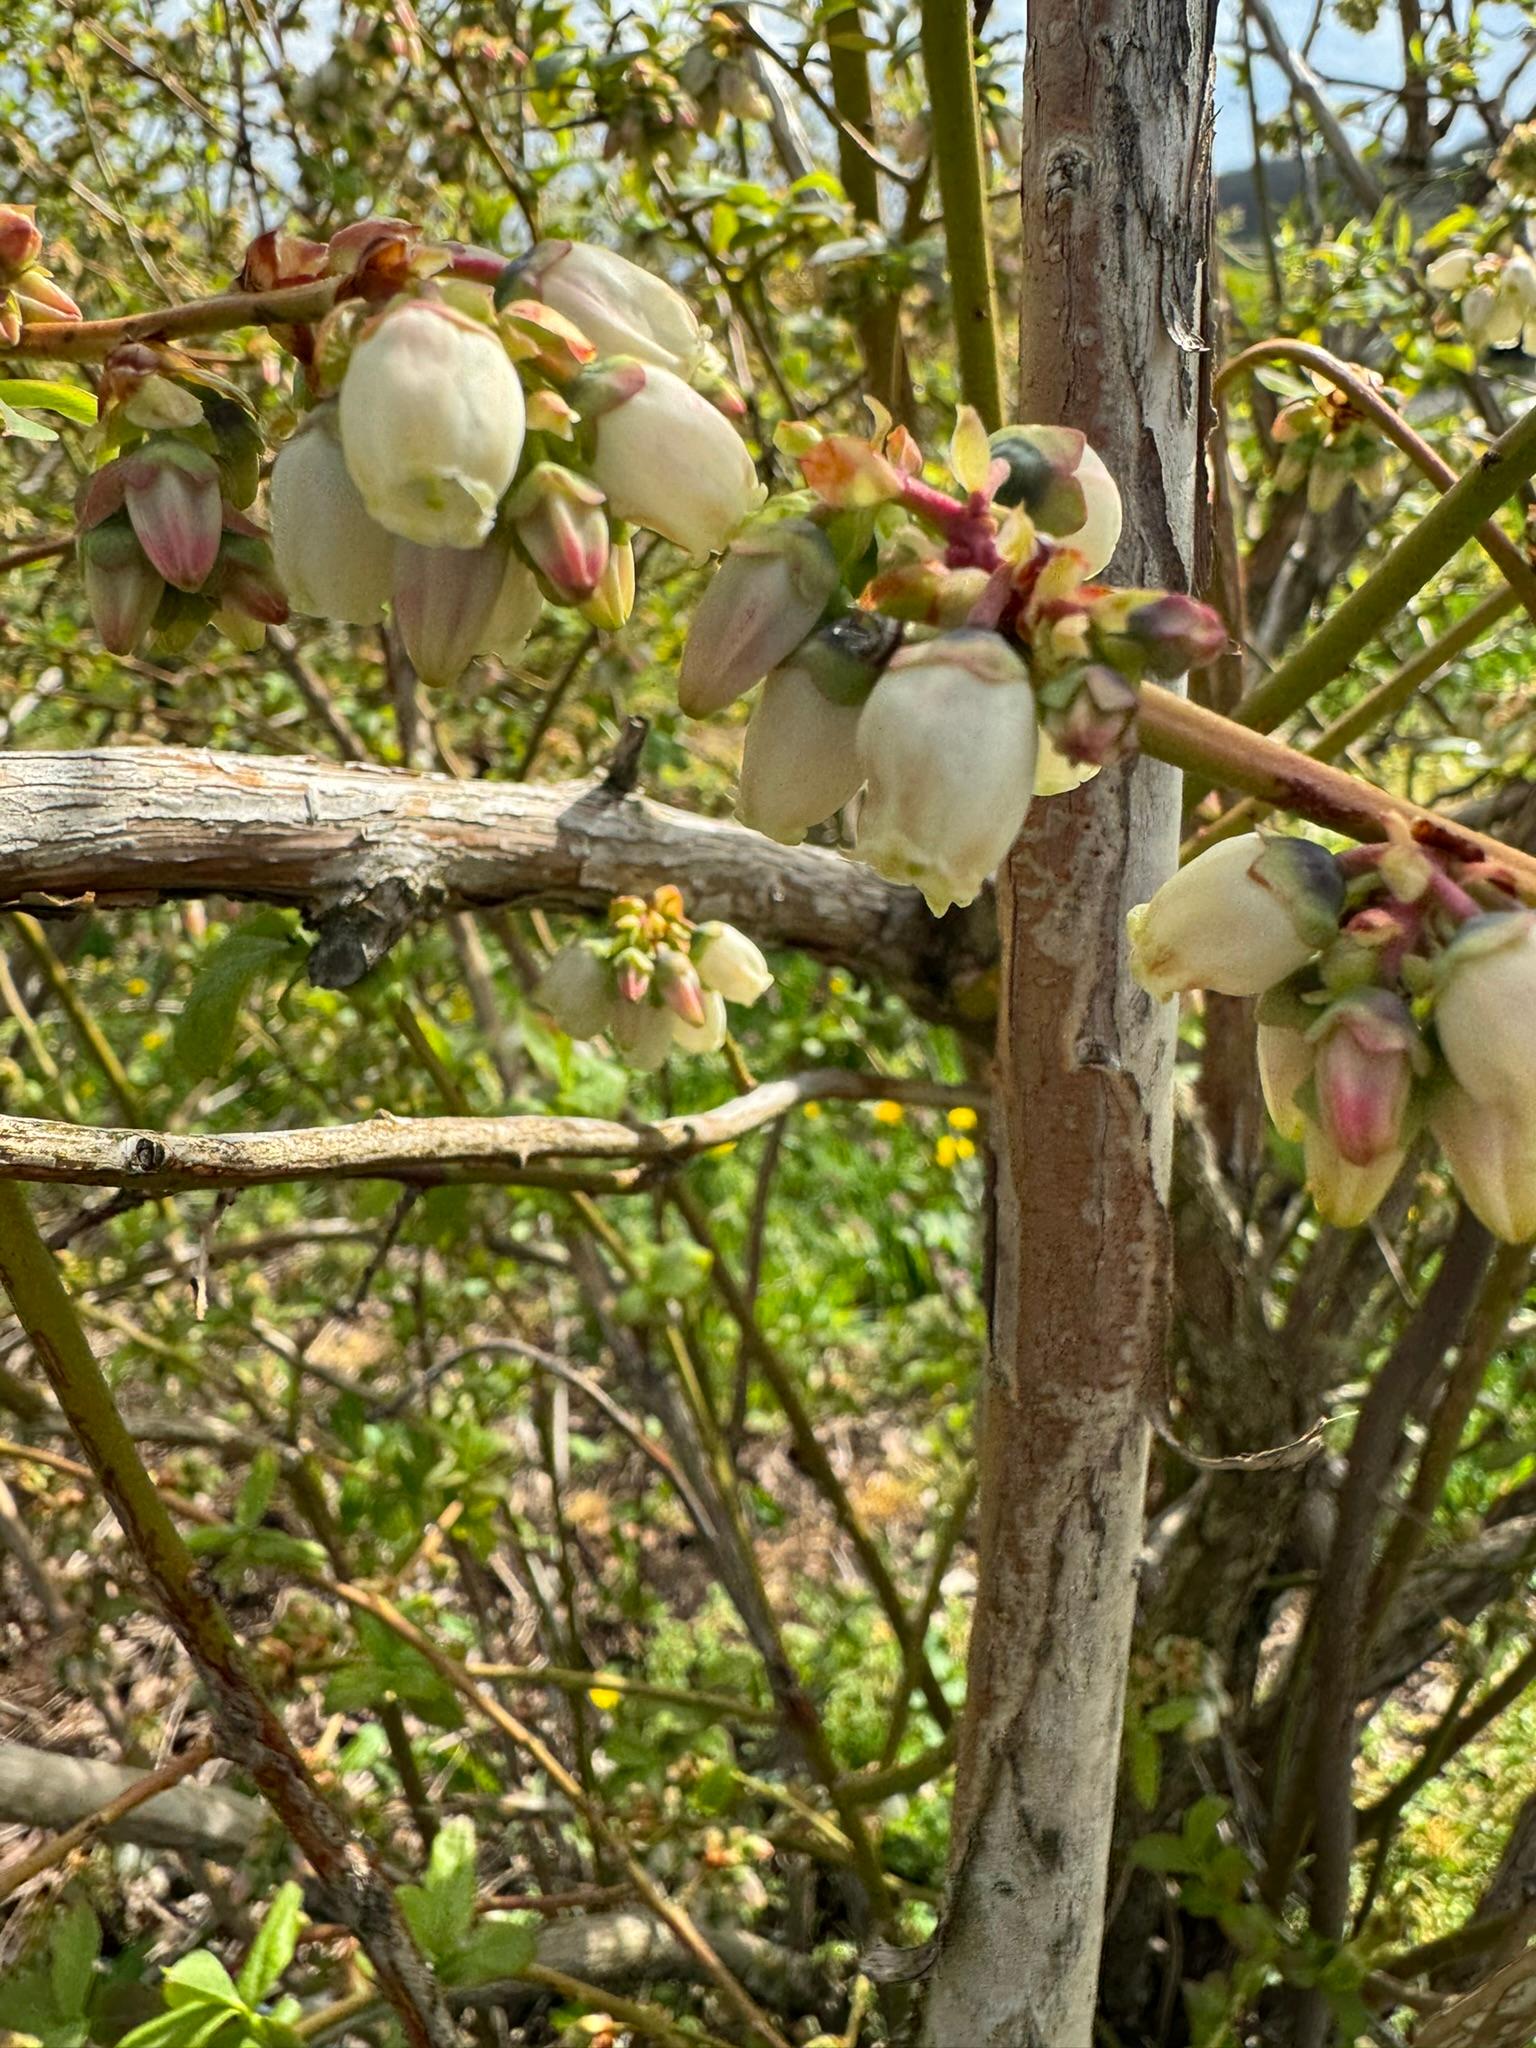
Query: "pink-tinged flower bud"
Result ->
[[655, 946, 708, 1027], [1432, 912, 1536, 1114], [1040, 662, 1139, 767], [854, 630, 1036, 916], [1091, 589, 1228, 680], [518, 240, 708, 378], [509, 462, 610, 601], [338, 298, 526, 548], [612, 994, 675, 1070], [478, 553, 545, 663], [588, 359, 765, 558], [211, 532, 290, 629], [1302, 1119, 1405, 1231], [537, 942, 615, 1040], [679, 518, 841, 714], [1432, 1084, 1536, 1244], [1256, 1019, 1314, 1144], [989, 424, 1122, 575], [671, 989, 729, 1056], [1127, 833, 1344, 1001], [392, 536, 509, 688], [12, 268, 82, 324], [0, 205, 43, 280], [1310, 990, 1421, 1167], [120, 439, 223, 593], [269, 408, 395, 625], [78, 515, 165, 655], [579, 532, 635, 631], [693, 922, 773, 1006], [615, 950, 653, 1006]]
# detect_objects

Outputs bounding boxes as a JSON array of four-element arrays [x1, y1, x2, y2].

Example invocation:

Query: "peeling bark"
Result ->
[[921, 6, 1216, 2041]]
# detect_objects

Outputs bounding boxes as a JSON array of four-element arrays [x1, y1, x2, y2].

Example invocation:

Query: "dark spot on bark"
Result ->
[[125, 1136, 166, 1173], [1037, 1825, 1066, 1869]]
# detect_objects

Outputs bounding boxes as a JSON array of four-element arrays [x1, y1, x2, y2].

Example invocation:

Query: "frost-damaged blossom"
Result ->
[[1127, 834, 1344, 1002], [855, 631, 1038, 916], [270, 407, 394, 625], [339, 297, 526, 547], [586, 359, 764, 557], [536, 890, 772, 1070]]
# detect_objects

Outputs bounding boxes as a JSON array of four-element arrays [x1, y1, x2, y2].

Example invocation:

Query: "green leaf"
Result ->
[[236, 1884, 305, 2005], [397, 1815, 478, 1961], [117, 2007, 234, 2048], [1128, 1721, 1161, 1809], [235, 1450, 280, 1533], [445, 1915, 538, 1986], [0, 397, 59, 440], [174, 915, 298, 1083], [161, 1952, 244, 2011], [50, 1899, 102, 2016], [0, 377, 97, 423], [1130, 1831, 1197, 1875], [1183, 1795, 1230, 1858]]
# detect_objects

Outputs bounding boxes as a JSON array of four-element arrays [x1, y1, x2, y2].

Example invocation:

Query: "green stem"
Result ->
[[826, 7, 905, 413], [1234, 399, 1536, 735], [0, 1177, 459, 2048], [920, 0, 1004, 430]]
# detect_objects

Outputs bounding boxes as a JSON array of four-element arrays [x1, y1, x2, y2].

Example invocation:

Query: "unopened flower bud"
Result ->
[[120, 439, 223, 592], [339, 298, 526, 548], [588, 359, 765, 558], [1303, 1120, 1405, 1230], [679, 517, 840, 714], [1127, 833, 1344, 1001], [1256, 1018, 1314, 1145], [671, 989, 729, 1056], [211, 532, 289, 629], [518, 239, 708, 378], [1041, 662, 1139, 767], [1311, 990, 1421, 1167], [655, 946, 707, 1027], [1091, 589, 1228, 680], [270, 408, 395, 625], [612, 993, 675, 1070], [693, 923, 773, 1006], [0, 205, 43, 280], [579, 532, 635, 630], [858, 557, 991, 628], [9, 267, 82, 326], [615, 950, 653, 1005], [79, 515, 165, 655], [1426, 248, 1476, 292], [479, 553, 545, 662], [1433, 912, 1536, 1114], [392, 536, 509, 688], [989, 424, 1122, 575], [855, 630, 1036, 916], [509, 462, 610, 601], [537, 942, 615, 1039], [148, 585, 214, 654], [1432, 1084, 1536, 1244]]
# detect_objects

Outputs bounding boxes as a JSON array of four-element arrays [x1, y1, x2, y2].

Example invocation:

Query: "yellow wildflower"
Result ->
[[947, 1105, 978, 1132], [871, 1099, 904, 1126]]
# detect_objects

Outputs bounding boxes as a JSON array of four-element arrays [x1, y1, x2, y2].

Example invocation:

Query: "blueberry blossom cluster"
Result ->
[[0, 203, 80, 344], [1425, 242, 1536, 353], [536, 887, 772, 1070], [255, 222, 759, 688], [1129, 828, 1536, 1242], [1266, 367, 1391, 513], [679, 403, 1226, 913]]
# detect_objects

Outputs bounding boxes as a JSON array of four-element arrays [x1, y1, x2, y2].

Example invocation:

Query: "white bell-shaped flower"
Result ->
[[269, 408, 395, 624], [1126, 833, 1343, 1001], [1432, 1083, 1536, 1244], [339, 298, 525, 549], [693, 922, 773, 1006], [738, 661, 865, 844], [523, 239, 707, 378], [1303, 1121, 1405, 1231], [478, 552, 544, 665], [1257, 1020, 1313, 1145], [1433, 912, 1536, 1114], [536, 943, 615, 1040], [589, 361, 764, 558], [854, 630, 1037, 916], [671, 990, 729, 1055]]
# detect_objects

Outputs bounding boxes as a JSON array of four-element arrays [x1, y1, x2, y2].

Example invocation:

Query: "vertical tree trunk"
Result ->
[[921, 7, 1217, 2043]]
